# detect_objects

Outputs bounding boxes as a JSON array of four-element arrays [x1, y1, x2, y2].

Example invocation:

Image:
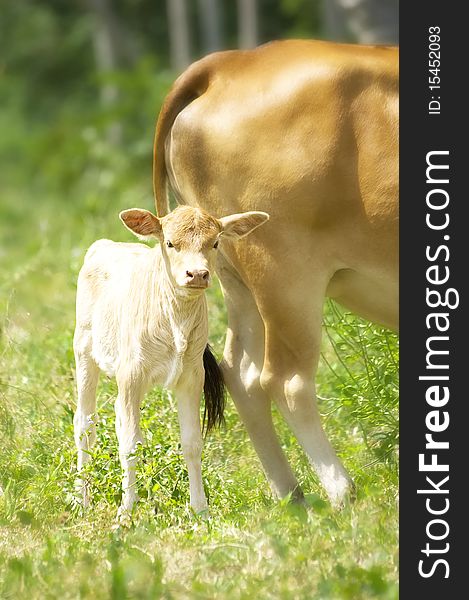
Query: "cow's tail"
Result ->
[[153, 58, 214, 217], [202, 344, 226, 435]]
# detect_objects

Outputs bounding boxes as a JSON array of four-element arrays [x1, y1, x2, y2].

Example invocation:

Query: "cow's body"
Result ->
[[153, 40, 399, 503]]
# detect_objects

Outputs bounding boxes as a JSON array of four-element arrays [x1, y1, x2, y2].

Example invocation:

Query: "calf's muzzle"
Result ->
[[185, 269, 210, 288]]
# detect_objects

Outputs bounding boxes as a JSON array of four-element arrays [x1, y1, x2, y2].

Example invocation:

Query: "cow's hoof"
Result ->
[[279, 487, 306, 507], [290, 487, 306, 505]]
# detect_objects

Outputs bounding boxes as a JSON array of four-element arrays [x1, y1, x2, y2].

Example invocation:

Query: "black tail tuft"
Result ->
[[202, 344, 226, 435]]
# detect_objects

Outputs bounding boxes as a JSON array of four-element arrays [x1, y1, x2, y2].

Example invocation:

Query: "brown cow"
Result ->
[[152, 39, 398, 505]]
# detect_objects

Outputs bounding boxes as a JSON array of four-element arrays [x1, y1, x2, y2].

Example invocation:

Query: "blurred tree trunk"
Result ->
[[166, 0, 192, 72], [323, 0, 399, 45], [86, 0, 139, 144], [197, 0, 223, 53], [237, 0, 258, 49]]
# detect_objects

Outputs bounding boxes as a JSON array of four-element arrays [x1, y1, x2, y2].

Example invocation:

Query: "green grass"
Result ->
[[0, 186, 398, 599]]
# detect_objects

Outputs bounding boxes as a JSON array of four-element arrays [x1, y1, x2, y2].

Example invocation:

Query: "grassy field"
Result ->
[[0, 184, 398, 599]]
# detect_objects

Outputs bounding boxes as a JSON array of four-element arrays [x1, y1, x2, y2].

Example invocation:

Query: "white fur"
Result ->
[[73, 207, 269, 521], [74, 239, 209, 519]]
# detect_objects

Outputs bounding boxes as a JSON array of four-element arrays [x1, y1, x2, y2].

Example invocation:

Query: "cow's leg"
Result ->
[[73, 328, 99, 507], [174, 367, 208, 514], [115, 369, 145, 522], [218, 261, 302, 500], [258, 268, 353, 507]]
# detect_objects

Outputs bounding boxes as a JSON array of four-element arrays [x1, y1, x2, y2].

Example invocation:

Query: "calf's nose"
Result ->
[[186, 269, 210, 287]]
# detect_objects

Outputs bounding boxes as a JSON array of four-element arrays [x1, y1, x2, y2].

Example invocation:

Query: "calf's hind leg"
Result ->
[[73, 329, 99, 507]]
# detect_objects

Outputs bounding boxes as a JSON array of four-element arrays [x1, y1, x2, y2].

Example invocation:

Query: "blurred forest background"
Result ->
[[0, 0, 398, 213]]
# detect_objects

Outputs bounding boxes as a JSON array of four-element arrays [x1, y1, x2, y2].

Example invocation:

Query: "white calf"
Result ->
[[73, 205, 269, 520]]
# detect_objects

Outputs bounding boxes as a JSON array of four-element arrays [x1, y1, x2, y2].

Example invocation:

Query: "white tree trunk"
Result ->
[[237, 0, 258, 49], [197, 0, 223, 53], [167, 0, 192, 72], [87, 0, 139, 144], [323, 0, 399, 45]]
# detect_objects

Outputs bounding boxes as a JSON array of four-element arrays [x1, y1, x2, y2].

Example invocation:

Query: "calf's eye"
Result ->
[[213, 240, 219, 249], [166, 241, 174, 248]]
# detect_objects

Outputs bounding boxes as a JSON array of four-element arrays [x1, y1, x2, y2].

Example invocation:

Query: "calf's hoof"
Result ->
[[116, 505, 134, 528], [194, 507, 210, 520], [329, 478, 356, 510], [191, 500, 209, 519], [75, 480, 91, 510]]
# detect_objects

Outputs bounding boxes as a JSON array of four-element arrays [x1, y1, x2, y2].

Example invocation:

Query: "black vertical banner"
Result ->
[[400, 3, 467, 597]]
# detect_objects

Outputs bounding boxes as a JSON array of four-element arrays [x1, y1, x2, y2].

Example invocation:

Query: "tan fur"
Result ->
[[162, 206, 222, 249], [152, 39, 399, 504]]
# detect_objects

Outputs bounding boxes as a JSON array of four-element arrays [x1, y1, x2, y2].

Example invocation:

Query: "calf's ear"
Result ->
[[219, 211, 270, 239], [119, 209, 162, 240]]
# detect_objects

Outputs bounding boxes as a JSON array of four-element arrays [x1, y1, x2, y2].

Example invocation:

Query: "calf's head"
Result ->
[[119, 206, 269, 293]]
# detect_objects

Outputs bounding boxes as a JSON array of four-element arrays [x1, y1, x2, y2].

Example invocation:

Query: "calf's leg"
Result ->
[[73, 328, 99, 507], [115, 370, 145, 520], [175, 368, 208, 514]]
